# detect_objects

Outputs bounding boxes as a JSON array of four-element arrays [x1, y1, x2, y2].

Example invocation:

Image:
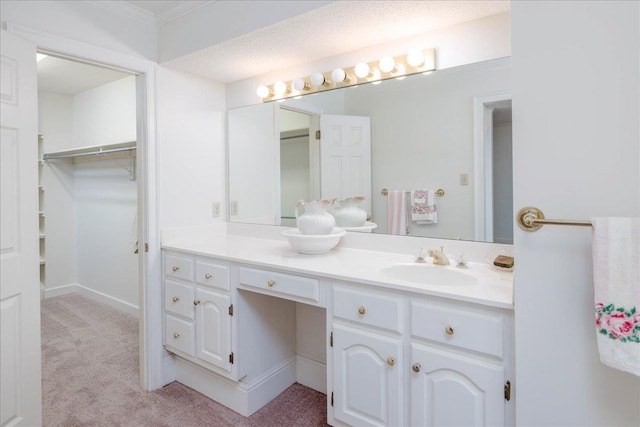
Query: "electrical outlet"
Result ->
[[231, 200, 238, 216], [460, 173, 469, 186], [212, 202, 220, 217]]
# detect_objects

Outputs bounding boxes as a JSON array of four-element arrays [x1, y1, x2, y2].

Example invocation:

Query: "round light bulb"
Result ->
[[379, 56, 396, 73], [256, 85, 270, 99], [406, 49, 425, 67], [292, 78, 308, 91], [331, 68, 347, 83], [310, 72, 326, 87], [354, 62, 371, 78], [273, 81, 287, 96]]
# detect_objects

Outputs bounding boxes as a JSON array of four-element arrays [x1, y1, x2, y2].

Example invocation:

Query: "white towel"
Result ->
[[387, 190, 410, 235], [592, 217, 640, 376], [410, 190, 437, 224]]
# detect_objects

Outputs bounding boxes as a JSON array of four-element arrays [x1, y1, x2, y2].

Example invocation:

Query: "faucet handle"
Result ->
[[415, 248, 428, 263], [455, 253, 468, 269]]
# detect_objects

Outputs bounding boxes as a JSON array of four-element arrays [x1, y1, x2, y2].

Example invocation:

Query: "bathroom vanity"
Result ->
[[161, 225, 514, 426]]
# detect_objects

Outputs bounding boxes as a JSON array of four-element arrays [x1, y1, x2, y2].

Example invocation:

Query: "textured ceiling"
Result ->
[[38, 56, 131, 96], [162, 1, 510, 83]]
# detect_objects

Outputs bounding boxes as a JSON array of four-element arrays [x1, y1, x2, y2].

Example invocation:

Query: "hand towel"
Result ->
[[592, 217, 640, 376], [387, 190, 410, 235], [410, 190, 437, 224]]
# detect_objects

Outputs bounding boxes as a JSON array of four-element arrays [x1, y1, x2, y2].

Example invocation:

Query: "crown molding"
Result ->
[[156, 1, 212, 26], [84, 1, 156, 25]]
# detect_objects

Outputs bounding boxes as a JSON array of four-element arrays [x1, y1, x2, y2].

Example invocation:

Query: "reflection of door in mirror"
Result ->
[[280, 109, 312, 226]]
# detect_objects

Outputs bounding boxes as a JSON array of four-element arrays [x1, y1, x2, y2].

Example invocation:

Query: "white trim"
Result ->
[[43, 283, 138, 316], [6, 23, 163, 392], [43, 283, 76, 299], [84, 1, 156, 26], [473, 91, 512, 242], [296, 355, 327, 394], [156, 1, 211, 26]]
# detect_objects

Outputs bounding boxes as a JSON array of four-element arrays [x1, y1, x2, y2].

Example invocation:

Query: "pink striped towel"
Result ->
[[387, 190, 410, 235]]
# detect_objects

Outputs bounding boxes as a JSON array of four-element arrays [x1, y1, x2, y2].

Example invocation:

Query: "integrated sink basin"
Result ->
[[379, 263, 479, 286]]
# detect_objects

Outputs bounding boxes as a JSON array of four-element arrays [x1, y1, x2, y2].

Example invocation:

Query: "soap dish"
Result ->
[[282, 228, 346, 254]]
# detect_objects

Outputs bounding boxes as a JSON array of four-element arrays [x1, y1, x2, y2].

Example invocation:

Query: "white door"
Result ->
[[0, 30, 43, 426], [319, 114, 372, 215], [195, 287, 232, 372], [332, 324, 403, 427], [410, 343, 504, 427]]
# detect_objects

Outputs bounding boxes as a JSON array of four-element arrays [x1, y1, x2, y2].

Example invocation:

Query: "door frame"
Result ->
[[6, 23, 163, 391], [473, 91, 512, 242]]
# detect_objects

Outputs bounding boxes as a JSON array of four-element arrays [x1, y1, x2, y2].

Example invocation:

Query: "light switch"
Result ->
[[460, 173, 469, 186]]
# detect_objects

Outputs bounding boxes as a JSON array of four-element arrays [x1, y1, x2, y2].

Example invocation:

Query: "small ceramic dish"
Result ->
[[282, 228, 346, 254]]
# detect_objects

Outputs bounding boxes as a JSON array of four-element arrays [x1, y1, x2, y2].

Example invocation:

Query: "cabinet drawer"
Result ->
[[411, 301, 504, 358], [239, 267, 319, 303], [165, 280, 195, 319], [195, 260, 230, 291], [333, 286, 402, 333], [165, 254, 194, 281], [165, 315, 195, 356]]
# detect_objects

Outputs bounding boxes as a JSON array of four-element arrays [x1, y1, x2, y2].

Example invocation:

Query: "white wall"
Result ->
[[157, 67, 226, 229], [512, 1, 639, 425], [0, 0, 157, 60], [73, 76, 138, 308]]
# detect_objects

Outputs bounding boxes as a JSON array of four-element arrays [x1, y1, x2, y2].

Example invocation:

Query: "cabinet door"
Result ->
[[195, 287, 232, 372], [410, 343, 504, 427], [332, 324, 403, 427]]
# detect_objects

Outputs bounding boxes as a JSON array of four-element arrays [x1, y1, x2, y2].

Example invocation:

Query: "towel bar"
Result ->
[[381, 188, 445, 197], [517, 207, 592, 231]]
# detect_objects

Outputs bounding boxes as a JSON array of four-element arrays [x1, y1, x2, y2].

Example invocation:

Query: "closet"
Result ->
[[37, 54, 139, 315]]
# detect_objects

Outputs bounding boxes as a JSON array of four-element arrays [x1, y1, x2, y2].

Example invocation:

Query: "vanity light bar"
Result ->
[[257, 48, 435, 102]]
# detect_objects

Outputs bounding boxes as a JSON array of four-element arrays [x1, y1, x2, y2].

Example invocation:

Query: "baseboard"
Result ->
[[44, 283, 139, 316], [162, 353, 176, 386], [174, 356, 296, 417], [296, 355, 327, 394]]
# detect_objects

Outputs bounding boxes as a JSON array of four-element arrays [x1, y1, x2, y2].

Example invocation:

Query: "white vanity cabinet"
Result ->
[[163, 252, 237, 378]]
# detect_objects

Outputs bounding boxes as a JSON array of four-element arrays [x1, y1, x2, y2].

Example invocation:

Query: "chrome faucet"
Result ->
[[428, 247, 450, 265]]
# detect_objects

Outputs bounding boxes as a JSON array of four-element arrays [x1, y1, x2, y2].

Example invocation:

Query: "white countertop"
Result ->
[[162, 226, 514, 310]]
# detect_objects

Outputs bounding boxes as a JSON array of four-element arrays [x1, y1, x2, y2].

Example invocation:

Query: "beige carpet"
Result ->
[[41, 293, 328, 426]]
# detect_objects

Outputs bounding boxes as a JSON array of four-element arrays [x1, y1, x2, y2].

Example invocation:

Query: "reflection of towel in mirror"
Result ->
[[410, 190, 437, 224], [387, 190, 410, 235]]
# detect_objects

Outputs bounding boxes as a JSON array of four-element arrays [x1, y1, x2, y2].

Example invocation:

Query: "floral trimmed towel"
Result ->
[[410, 190, 437, 224], [592, 217, 640, 376]]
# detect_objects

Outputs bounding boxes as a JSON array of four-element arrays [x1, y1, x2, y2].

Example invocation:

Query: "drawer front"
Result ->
[[333, 286, 402, 333], [239, 267, 319, 303], [165, 280, 195, 319], [195, 260, 230, 291], [165, 315, 195, 357], [411, 301, 504, 358], [165, 254, 194, 281]]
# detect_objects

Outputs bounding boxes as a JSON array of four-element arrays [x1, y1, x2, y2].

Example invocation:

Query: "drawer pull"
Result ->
[[387, 356, 396, 366], [357, 306, 366, 315], [445, 325, 455, 336], [412, 363, 421, 373], [204, 273, 212, 279], [172, 266, 179, 272], [267, 279, 276, 287], [194, 300, 201, 306], [173, 332, 180, 339], [172, 296, 179, 303]]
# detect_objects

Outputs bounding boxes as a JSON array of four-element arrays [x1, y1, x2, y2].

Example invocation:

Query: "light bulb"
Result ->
[[331, 68, 348, 84], [379, 56, 396, 73], [354, 62, 371, 78], [406, 49, 425, 67], [292, 78, 308, 91], [256, 85, 271, 99], [273, 81, 288, 96], [310, 72, 326, 87]]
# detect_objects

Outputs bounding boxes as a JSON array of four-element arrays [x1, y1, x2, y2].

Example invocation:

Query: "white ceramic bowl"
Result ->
[[282, 228, 346, 254]]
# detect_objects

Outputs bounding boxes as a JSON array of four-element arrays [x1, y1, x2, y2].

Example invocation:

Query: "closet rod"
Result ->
[[43, 146, 136, 161]]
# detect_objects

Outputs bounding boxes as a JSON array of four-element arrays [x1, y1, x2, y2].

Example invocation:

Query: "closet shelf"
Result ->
[[42, 141, 136, 161], [39, 257, 46, 265], [39, 232, 45, 239]]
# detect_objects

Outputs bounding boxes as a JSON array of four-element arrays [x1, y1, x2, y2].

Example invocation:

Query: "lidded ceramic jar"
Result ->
[[295, 199, 336, 235], [333, 196, 367, 227]]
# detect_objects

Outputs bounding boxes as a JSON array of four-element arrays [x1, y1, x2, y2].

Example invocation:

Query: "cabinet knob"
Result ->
[[204, 273, 212, 279], [172, 296, 179, 303], [194, 300, 201, 306], [267, 280, 275, 287], [387, 356, 396, 366], [357, 306, 366, 315], [445, 325, 455, 336], [172, 266, 179, 272], [412, 363, 421, 373], [173, 332, 180, 339]]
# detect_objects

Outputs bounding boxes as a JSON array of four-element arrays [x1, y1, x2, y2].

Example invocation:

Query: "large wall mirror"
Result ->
[[228, 57, 512, 244]]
